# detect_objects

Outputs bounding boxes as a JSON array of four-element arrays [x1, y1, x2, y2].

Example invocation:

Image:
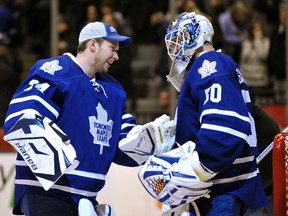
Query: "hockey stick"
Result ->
[[256, 126, 288, 164]]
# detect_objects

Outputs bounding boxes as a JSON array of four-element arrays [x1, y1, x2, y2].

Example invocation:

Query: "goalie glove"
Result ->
[[4, 113, 79, 191], [119, 114, 176, 165], [138, 141, 217, 206]]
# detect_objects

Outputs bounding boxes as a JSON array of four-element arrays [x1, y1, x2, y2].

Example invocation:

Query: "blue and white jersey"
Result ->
[[4, 53, 138, 214], [175, 51, 267, 208]]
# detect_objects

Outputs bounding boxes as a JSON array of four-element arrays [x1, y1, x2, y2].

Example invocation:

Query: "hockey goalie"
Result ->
[[137, 10, 268, 216]]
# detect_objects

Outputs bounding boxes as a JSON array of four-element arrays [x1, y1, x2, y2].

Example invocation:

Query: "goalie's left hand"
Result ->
[[138, 141, 217, 206]]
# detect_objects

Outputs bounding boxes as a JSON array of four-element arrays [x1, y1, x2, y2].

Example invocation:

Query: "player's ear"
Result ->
[[89, 39, 98, 52]]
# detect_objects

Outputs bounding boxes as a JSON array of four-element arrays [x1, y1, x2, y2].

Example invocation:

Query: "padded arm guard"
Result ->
[[138, 141, 216, 206], [4, 113, 79, 191], [119, 114, 176, 165]]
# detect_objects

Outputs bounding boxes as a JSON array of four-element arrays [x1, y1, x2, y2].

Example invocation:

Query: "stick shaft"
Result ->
[[256, 127, 288, 164]]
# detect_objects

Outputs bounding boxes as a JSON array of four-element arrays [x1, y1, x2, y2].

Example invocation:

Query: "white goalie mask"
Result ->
[[165, 12, 214, 91]]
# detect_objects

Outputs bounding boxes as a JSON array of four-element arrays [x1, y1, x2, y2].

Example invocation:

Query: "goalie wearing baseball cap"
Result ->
[[138, 12, 268, 215], [3, 21, 176, 216]]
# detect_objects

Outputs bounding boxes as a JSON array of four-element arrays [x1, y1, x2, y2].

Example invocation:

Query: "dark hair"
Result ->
[[248, 19, 267, 40], [77, 38, 104, 53]]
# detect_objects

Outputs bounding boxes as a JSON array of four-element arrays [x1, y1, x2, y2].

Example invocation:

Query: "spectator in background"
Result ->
[[183, 0, 202, 14], [26, 0, 50, 58], [79, 3, 99, 31], [239, 19, 271, 103], [150, 10, 170, 88], [151, 0, 185, 87], [218, 0, 250, 63], [0, 0, 22, 78], [158, 87, 171, 116], [268, 2, 286, 104], [208, 0, 226, 50], [0, 0, 16, 45], [102, 10, 134, 100], [57, 16, 78, 56], [253, 0, 281, 26], [129, 0, 168, 43], [0, 45, 18, 126], [100, 1, 132, 36]]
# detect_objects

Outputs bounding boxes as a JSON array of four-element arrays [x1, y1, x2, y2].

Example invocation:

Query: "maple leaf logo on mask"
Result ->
[[39, 60, 63, 75], [89, 103, 113, 154]]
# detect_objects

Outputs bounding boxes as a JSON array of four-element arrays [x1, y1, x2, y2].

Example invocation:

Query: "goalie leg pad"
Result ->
[[4, 113, 79, 190]]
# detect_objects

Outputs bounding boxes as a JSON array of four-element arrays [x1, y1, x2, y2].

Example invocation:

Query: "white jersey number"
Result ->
[[204, 83, 222, 105]]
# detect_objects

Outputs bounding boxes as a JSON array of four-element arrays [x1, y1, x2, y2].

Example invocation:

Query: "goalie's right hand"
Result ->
[[138, 141, 216, 206], [119, 114, 176, 165]]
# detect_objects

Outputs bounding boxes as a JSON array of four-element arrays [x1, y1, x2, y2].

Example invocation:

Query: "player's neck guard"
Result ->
[[166, 59, 190, 92]]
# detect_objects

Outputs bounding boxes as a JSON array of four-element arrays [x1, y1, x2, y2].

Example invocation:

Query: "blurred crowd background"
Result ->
[[0, 0, 287, 125]]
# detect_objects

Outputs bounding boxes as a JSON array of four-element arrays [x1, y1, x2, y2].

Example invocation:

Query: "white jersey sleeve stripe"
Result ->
[[122, 113, 133, 119], [15, 179, 98, 197], [15, 160, 27, 166], [199, 109, 250, 124], [10, 96, 59, 118], [5, 109, 41, 123], [66, 170, 105, 180], [201, 123, 248, 140], [233, 156, 255, 164], [241, 90, 251, 103], [121, 123, 136, 130], [15, 160, 105, 180], [211, 169, 259, 185]]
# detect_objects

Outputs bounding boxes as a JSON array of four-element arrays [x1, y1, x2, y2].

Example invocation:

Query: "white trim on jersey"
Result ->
[[201, 123, 249, 140], [241, 90, 251, 103], [66, 170, 105, 180], [10, 95, 59, 118], [15, 160, 27, 166], [211, 169, 259, 185], [199, 109, 250, 124], [5, 109, 41, 123], [122, 113, 133, 119], [233, 156, 255, 164], [121, 123, 135, 130], [15, 160, 106, 180], [15, 179, 98, 197]]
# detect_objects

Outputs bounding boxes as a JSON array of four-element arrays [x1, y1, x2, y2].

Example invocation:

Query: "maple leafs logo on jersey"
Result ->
[[39, 60, 63, 75], [89, 103, 113, 154], [198, 59, 217, 79]]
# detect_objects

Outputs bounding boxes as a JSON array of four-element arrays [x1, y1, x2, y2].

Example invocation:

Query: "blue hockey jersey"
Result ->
[[4, 53, 138, 214], [175, 51, 267, 208]]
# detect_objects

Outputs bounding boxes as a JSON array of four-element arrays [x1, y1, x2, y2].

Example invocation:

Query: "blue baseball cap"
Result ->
[[78, 22, 131, 47]]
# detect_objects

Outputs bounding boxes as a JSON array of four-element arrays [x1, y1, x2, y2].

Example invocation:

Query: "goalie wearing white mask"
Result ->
[[139, 12, 268, 215]]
